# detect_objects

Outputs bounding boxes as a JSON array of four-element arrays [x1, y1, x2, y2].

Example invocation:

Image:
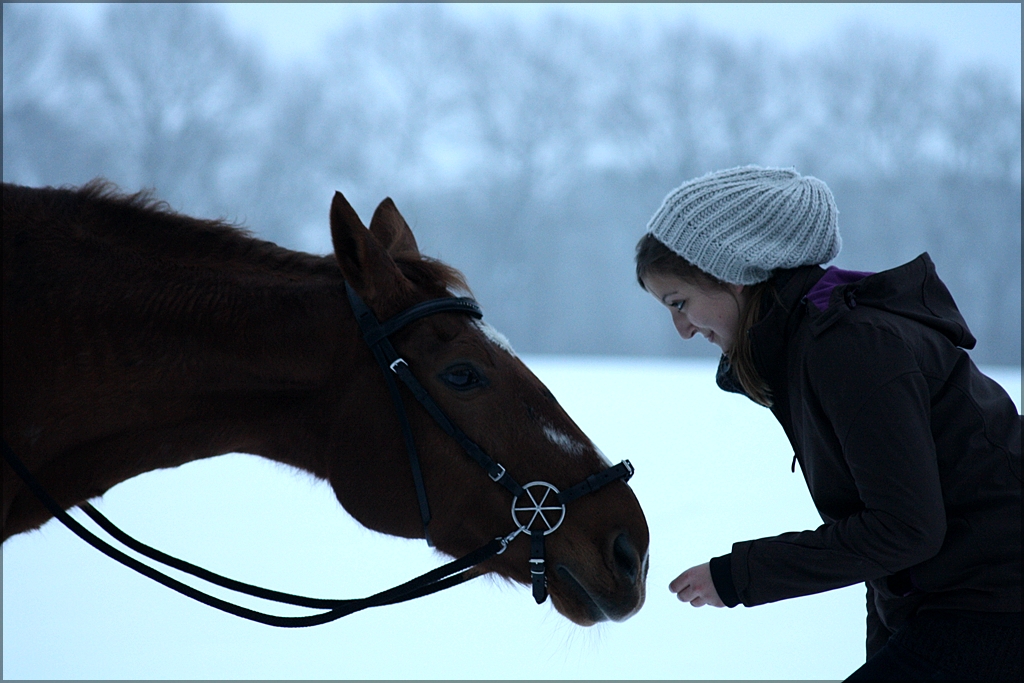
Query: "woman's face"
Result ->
[[642, 272, 748, 353]]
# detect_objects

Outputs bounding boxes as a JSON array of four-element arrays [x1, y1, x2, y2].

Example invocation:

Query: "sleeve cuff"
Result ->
[[709, 553, 741, 607]]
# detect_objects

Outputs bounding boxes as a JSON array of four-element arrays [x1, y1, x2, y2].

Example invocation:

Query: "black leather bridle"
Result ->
[[343, 283, 634, 604], [2, 284, 633, 626]]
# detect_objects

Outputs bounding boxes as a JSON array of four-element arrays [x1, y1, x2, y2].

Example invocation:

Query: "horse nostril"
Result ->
[[613, 532, 639, 585]]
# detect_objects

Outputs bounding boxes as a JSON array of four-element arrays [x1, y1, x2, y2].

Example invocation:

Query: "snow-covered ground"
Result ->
[[3, 357, 1020, 679]]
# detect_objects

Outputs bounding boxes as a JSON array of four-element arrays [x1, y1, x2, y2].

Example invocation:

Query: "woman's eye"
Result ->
[[671, 300, 686, 312], [439, 365, 488, 391]]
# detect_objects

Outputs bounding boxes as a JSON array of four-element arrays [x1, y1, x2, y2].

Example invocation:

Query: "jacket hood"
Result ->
[[719, 253, 976, 401], [807, 253, 976, 350]]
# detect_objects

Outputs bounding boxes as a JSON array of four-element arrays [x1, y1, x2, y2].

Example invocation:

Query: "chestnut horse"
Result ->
[[2, 181, 648, 625]]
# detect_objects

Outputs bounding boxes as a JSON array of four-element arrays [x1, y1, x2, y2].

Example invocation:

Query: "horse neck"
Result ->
[[113, 261, 363, 477], [17, 242, 367, 515], [160, 268, 354, 456]]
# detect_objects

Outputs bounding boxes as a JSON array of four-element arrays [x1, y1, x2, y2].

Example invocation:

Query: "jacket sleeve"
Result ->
[[730, 324, 947, 607]]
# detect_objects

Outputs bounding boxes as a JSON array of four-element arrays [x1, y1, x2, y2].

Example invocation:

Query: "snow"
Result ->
[[3, 357, 1019, 679]]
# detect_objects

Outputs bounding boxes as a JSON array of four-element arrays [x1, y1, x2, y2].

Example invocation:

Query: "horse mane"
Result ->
[[71, 180, 470, 295], [68, 179, 336, 278]]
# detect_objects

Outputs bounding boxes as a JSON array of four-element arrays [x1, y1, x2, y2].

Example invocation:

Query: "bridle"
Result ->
[[2, 283, 633, 626], [343, 282, 634, 604]]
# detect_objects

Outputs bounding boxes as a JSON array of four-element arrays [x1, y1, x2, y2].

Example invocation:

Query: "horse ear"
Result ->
[[330, 192, 404, 299], [368, 198, 421, 260]]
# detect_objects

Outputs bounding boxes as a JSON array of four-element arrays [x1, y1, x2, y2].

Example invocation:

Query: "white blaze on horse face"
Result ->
[[541, 420, 587, 458], [473, 319, 516, 356]]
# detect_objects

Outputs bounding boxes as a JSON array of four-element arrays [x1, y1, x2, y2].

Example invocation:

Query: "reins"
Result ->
[[3, 283, 633, 625], [3, 437, 493, 627]]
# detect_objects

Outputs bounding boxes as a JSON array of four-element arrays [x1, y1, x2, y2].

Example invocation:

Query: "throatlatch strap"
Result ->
[[344, 282, 525, 501], [378, 349, 434, 546], [345, 283, 434, 542], [530, 530, 547, 604], [389, 360, 525, 498]]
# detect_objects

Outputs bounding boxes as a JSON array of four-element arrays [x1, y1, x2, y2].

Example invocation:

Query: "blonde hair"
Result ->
[[635, 233, 773, 407]]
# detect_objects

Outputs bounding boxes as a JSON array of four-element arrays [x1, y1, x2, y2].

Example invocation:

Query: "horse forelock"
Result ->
[[394, 255, 471, 298]]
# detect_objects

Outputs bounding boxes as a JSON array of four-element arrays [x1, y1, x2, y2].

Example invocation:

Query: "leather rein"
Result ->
[[2, 283, 633, 627]]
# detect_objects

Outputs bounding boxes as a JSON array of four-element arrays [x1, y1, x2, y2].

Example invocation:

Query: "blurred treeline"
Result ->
[[4, 4, 1020, 364]]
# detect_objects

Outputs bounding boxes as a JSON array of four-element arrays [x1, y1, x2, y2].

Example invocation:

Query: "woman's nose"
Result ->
[[673, 314, 696, 340]]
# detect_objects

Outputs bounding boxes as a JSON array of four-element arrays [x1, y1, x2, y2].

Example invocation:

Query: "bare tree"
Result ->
[[4, 5, 1019, 362], [943, 67, 1022, 181]]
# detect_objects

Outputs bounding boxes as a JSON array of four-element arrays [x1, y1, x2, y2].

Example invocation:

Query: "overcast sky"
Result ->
[[57, 3, 1021, 97], [212, 2, 1022, 95]]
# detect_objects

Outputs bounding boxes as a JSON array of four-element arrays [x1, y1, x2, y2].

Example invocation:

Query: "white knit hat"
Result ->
[[646, 166, 841, 284]]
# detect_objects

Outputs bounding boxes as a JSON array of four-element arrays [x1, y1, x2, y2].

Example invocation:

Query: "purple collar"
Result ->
[[805, 266, 874, 312]]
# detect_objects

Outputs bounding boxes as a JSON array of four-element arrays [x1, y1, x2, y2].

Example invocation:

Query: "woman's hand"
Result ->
[[669, 562, 725, 607]]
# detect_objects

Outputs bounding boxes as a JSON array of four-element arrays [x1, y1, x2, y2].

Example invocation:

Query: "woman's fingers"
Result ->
[[669, 562, 725, 608], [669, 566, 700, 603], [674, 582, 696, 603], [668, 569, 691, 594]]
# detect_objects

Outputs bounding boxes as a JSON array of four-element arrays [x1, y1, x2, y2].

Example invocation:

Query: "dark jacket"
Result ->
[[709, 253, 1021, 656]]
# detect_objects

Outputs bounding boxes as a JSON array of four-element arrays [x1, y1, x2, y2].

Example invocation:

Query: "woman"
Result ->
[[637, 166, 1020, 680]]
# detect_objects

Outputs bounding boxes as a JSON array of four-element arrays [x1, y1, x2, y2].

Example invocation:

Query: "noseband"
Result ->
[[344, 282, 634, 603], [2, 284, 633, 625]]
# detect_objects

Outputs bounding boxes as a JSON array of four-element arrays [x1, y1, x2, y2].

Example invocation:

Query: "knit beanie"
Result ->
[[646, 166, 841, 285]]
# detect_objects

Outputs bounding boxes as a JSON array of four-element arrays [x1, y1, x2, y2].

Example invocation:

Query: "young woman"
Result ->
[[637, 166, 1021, 680]]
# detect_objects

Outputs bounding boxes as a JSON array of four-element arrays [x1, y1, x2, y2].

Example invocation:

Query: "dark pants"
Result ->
[[846, 610, 1021, 681]]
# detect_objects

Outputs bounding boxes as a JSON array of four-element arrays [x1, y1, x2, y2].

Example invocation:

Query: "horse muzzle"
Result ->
[[550, 531, 648, 625]]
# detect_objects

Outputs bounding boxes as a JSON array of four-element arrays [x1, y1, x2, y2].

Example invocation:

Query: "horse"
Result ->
[[2, 180, 649, 625]]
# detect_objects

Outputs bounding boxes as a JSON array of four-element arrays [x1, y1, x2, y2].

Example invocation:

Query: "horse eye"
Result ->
[[438, 364, 488, 391]]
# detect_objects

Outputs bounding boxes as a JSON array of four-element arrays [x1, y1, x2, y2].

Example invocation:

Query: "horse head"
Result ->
[[326, 192, 649, 624]]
